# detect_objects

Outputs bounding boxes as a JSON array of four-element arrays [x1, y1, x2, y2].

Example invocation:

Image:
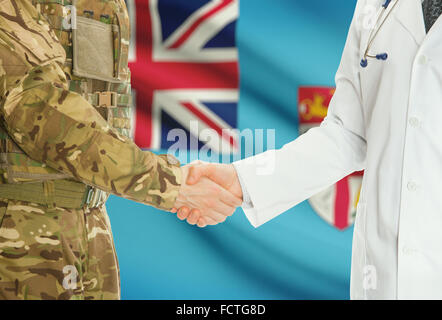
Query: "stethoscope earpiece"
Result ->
[[376, 53, 388, 61], [382, 0, 392, 8], [360, 53, 387, 68], [360, 59, 368, 68]]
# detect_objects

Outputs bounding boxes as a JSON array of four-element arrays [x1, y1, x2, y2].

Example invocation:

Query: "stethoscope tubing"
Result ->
[[361, 0, 400, 67]]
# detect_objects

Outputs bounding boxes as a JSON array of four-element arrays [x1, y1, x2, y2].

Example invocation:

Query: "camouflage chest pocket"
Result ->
[[72, 15, 122, 83]]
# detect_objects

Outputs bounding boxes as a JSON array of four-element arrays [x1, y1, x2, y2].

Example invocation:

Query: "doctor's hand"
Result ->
[[173, 164, 242, 227], [173, 162, 243, 227]]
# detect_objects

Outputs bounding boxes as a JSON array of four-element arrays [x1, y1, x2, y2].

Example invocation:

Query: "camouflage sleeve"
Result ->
[[0, 0, 181, 210]]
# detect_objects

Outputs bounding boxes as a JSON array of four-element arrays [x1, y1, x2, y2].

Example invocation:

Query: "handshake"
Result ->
[[172, 161, 243, 228]]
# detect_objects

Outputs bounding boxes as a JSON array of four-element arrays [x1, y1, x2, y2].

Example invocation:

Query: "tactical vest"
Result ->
[[0, 0, 133, 208]]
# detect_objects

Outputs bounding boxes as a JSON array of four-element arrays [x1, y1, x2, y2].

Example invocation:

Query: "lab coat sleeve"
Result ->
[[234, 0, 368, 228]]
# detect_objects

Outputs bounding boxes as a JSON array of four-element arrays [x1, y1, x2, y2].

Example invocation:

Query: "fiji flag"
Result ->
[[109, 0, 361, 300], [126, 0, 239, 154]]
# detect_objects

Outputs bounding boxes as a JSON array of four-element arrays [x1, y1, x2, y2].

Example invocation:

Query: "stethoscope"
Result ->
[[360, 0, 400, 68]]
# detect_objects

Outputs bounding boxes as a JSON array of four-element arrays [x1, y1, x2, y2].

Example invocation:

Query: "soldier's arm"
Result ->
[[0, 0, 181, 210]]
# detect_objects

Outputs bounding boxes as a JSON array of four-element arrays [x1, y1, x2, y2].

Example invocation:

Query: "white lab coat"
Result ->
[[234, 0, 442, 299]]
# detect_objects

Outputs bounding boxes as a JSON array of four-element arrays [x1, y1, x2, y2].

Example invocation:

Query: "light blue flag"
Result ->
[[109, 0, 358, 300]]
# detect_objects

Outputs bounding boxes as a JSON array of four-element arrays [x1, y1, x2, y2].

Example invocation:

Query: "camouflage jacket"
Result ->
[[0, 0, 181, 210]]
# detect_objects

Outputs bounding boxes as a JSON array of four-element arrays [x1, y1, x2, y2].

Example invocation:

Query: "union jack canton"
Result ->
[[126, 0, 240, 154]]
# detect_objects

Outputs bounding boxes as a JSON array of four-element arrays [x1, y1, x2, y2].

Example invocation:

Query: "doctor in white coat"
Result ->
[[178, 0, 442, 300]]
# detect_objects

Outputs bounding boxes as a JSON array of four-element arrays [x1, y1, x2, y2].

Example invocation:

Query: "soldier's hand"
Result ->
[[173, 164, 242, 228]]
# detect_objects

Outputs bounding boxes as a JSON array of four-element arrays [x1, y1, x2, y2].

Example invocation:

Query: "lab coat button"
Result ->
[[418, 55, 427, 65], [407, 182, 417, 191], [409, 117, 420, 128]]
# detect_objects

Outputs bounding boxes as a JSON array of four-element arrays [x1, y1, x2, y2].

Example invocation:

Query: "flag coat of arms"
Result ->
[[298, 87, 364, 230], [126, 0, 239, 154]]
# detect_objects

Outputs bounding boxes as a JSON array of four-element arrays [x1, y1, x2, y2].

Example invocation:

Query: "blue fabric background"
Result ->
[[107, 0, 358, 300]]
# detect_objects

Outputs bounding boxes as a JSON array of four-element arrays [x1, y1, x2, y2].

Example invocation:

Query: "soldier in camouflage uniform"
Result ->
[[0, 0, 183, 300]]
